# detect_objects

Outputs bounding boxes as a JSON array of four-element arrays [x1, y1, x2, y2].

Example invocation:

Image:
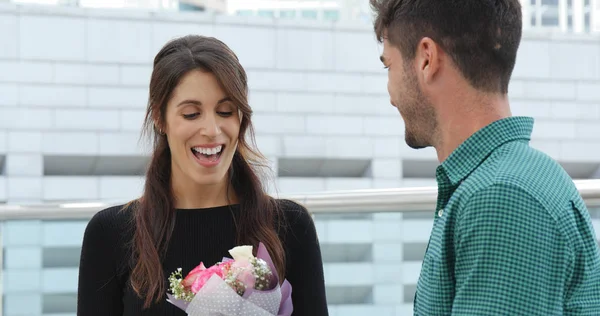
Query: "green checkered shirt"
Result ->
[[414, 116, 600, 315]]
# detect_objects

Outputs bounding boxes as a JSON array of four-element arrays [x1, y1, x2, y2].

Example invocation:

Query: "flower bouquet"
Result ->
[[166, 242, 293, 316]]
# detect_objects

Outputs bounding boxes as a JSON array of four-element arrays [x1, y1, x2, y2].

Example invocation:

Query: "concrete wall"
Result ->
[[1, 3, 599, 205]]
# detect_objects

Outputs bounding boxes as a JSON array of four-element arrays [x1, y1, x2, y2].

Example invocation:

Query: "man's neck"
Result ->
[[434, 93, 512, 163]]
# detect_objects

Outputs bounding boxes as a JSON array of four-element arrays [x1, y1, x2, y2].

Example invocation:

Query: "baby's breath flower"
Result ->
[[168, 268, 195, 302], [250, 258, 273, 290]]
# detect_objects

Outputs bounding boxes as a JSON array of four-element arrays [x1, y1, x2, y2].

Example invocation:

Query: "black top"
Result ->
[[77, 199, 328, 316]]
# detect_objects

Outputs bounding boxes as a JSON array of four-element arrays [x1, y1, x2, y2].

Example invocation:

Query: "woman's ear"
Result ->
[[154, 121, 165, 135]]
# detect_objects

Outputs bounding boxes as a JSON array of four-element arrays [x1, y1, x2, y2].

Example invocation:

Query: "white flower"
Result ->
[[228, 245, 254, 262]]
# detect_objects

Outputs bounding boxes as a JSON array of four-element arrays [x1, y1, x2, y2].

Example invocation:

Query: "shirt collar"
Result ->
[[437, 116, 534, 186]]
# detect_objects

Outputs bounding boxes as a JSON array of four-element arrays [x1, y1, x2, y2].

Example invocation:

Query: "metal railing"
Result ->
[[2, 179, 600, 221], [0, 179, 599, 316]]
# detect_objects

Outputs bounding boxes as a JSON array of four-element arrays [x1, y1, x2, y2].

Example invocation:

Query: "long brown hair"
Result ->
[[130, 35, 285, 308]]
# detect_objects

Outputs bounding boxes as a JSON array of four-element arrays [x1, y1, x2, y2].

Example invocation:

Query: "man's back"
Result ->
[[368, 0, 600, 313], [415, 117, 600, 315]]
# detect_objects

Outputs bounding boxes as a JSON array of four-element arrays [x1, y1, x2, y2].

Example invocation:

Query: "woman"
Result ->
[[77, 35, 328, 315]]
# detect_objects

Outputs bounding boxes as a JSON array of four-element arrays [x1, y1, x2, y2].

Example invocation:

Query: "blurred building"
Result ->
[[178, 0, 226, 12], [523, 0, 600, 33], [224, 0, 369, 23], [9, 0, 600, 31]]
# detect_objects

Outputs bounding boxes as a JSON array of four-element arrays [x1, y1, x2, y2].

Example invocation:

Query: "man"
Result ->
[[370, 0, 600, 314]]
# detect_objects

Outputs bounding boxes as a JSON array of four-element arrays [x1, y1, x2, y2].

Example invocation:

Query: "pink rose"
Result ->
[[231, 259, 255, 289], [181, 262, 206, 288], [181, 262, 226, 293]]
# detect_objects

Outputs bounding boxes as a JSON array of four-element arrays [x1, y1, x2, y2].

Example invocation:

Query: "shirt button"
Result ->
[[438, 209, 444, 217]]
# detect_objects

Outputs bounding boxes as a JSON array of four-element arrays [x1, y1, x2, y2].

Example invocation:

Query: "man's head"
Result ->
[[372, 0, 522, 149]]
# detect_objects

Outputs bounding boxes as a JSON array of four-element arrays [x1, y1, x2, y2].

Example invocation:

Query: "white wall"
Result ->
[[1, 3, 599, 205]]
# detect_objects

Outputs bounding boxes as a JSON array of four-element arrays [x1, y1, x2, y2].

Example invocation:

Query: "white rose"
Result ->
[[228, 245, 254, 262]]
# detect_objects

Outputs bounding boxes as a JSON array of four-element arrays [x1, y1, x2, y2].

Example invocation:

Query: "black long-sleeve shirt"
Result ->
[[77, 199, 328, 316]]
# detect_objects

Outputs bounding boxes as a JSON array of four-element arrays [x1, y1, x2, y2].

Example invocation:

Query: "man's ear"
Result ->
[[416, 37, 441, 84]]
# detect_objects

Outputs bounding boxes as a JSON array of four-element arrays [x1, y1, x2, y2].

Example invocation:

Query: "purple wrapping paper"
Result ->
[[166, 242, 293, 316]]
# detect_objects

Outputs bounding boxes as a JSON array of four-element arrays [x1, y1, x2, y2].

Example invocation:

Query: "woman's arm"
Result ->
[[77, 208, 126, 315], [281, 200, 329, 316]]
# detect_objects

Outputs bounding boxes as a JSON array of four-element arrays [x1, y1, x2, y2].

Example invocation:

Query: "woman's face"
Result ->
[[163, 69, 241, 188]]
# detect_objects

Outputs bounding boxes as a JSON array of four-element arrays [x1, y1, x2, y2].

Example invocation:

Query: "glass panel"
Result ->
[[42, 293, 77, 314], [236, 10, 253, 17], [301, 10, 318, 19], [178, 3, 204, 11], [1, 202, 598, 314], [323, 10, 339, 21], [257, 10, 275, 18], [569, 15, 574, 28], [1, 218, 88, 316], [542, 14, 560, 26], [542, 0, 559, 5], [279, 10, 296, 19], [42, 247, 81, 268], [585, 12, 591, 31]]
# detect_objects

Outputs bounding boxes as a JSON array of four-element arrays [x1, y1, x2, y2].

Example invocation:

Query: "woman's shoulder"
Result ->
[[275, 198, 309, 213], [274, 198, 312, 221], [85, 202, 136, 242], [272, 198, 317, 235]]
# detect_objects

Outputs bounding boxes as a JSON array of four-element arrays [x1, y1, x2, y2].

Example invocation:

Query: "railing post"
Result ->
[[573, 0, 585, 33], [559, 0, 569, 32], [522, 0, 532, 30], [592, 0, 600, 33]]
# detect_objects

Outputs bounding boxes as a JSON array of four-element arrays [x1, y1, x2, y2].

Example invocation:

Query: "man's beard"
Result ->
[[401, 72, 437, 149]]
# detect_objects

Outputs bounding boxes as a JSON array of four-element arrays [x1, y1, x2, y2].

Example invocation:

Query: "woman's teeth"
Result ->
[[192, 145, 223, 156]]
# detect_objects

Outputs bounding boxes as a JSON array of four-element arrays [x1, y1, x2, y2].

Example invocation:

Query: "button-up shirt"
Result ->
[[414, 116, 600, 315]]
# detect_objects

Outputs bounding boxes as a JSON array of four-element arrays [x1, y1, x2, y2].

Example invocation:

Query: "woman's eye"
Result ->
[[183, 113, 199, 119], [217, 111, 233, 117]]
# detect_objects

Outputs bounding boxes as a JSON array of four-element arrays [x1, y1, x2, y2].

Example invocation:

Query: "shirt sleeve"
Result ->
[[452, 183, 570, 315], [77, 210, 125, 315], [282, 201, 329, 316]]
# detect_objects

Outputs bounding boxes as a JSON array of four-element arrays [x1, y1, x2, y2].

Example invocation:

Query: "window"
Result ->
[[542, 0, 558, 5], [258, 10, 275, 18], [279, 10, 296, 18], [585, 12, 591, 32], [301, 10, 318, 19], [236, 10, 253, 16], [323, 9, 339, 21], [178, 3, 204, 11], [541, 14, 559, 26]]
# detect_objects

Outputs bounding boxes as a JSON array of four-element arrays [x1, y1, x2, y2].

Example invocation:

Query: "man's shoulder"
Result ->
[[466, 141, 579, 209]]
